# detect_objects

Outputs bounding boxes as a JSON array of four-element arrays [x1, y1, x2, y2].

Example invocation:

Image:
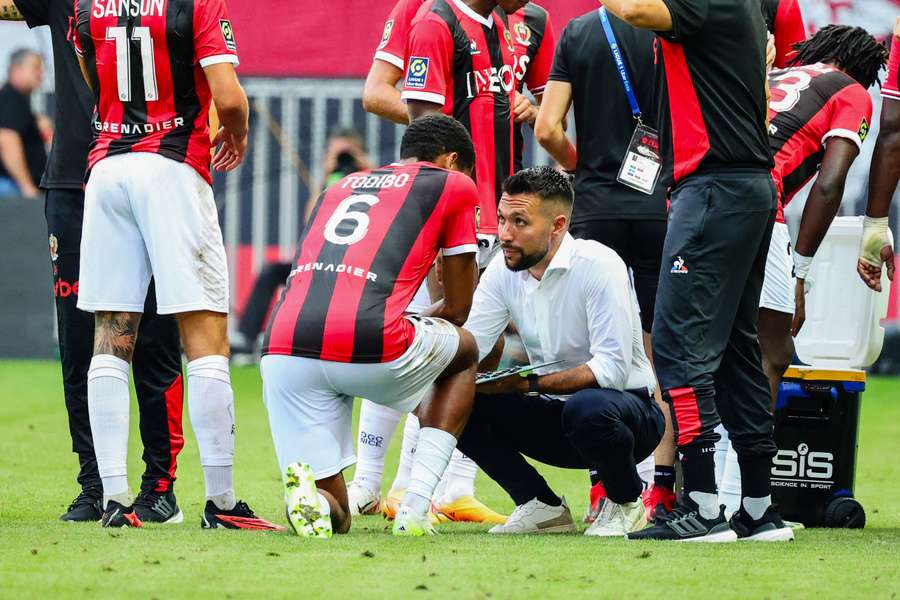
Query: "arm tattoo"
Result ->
[[0, 1, 24, 20], [93, 312, 142, 361]]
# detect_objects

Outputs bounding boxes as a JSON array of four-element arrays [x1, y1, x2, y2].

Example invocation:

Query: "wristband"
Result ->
[[525, 373, 540, 397], [793, 251, 813, 280], [859, 216, 890, 267]]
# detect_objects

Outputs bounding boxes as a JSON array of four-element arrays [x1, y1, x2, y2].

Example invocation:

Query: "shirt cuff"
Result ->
[[199, 54, 240, 68], [882, 88, 900, 102], [374, 51, 404, 70], [401, 90, 446, 105], [822, 128, 862, 151], [585, 357, 624, 391], [442, 243, 479, 256]]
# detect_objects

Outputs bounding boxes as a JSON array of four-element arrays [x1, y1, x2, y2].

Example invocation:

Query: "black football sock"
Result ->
[[654, 465, 676, 491]]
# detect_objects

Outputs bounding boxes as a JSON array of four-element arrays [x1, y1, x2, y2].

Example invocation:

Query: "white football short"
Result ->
[[759, 221, 795, 314], [477, 233, 500, 270], [260, 316, 460, 479], [77, 153, 229, 315]]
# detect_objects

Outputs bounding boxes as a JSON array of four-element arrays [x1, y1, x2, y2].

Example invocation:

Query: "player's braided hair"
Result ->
[[789, 25, 887, 90], [400, 114, 476, 172], [503, 166, 574, 208]]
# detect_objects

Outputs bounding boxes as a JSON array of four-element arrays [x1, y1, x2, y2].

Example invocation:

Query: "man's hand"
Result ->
[[766, 33, 776, 72], [858, 216, 895, 292], [211, 127, 247, 172], [513, 92, 538, 126], [0, 0, 24, 20], [476, 374, 526, 395], [791, 278, 806, 337]]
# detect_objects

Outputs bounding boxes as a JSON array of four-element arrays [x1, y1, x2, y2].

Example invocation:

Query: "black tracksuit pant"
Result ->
[[457, 388, 664, 505], [651, 169, 777, 499], [46, 189, 184, 494], [237, 261, 291, 344]]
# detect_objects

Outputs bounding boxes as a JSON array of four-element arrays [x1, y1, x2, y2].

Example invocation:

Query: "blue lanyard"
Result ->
[[598, 7, 642, 121]]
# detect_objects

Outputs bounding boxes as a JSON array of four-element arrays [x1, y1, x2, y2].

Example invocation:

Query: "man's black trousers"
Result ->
[[651, 169, 777, 497], [457, 388, 664, 505], [46, 189, 184, 493]]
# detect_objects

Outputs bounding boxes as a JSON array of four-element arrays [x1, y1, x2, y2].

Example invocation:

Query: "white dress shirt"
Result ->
[[465, 233, 656, 395]]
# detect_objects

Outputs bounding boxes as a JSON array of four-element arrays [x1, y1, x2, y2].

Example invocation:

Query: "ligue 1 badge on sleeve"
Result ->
[[378, 20, 394, 50], [504, 30, 514, 52], [858, 117, 869, 142], [406, 57, 430, 89], [219, 19, 236, 51]]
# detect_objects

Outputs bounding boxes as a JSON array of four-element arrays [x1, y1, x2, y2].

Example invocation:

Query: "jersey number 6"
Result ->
[[323, 194, 381, 246]]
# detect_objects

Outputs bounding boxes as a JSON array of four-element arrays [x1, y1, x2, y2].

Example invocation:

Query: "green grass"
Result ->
[[1, 361, 899, 599]]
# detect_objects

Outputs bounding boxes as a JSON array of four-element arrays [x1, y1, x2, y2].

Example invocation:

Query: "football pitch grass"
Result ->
[[1, 361, 899, 599]]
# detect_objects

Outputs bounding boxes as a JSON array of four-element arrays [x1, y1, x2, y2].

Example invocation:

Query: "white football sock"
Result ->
[[719, 443, 742, 517], [87, 355, 132, 509], [688, 491, 721, 520], [714, 423, 730, 486], [390, 414, 420, 491], [403, 427, 456, 518], [743, 495, 772, 521], [187, 355, 236, 510], [352, 400, 402, 493], [636, 454, 655, 490], [440, 450, 478, 503]]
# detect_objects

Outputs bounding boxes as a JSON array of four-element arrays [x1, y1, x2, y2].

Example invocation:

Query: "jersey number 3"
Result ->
[[107, 26, 159, 102], [323, 194, 381, 246]]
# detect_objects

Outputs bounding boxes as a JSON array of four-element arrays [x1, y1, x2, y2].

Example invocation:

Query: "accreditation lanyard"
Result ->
[[599, 7, 661, 195]]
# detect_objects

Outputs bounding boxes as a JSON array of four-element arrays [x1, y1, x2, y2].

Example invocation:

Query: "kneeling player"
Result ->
[[261, 115, 480, 537]]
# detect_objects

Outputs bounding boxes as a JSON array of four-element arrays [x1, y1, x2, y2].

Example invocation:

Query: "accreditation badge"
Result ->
[[617, 122, 662, 195]]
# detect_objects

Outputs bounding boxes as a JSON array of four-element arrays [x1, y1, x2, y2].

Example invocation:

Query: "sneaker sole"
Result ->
[[740, 527, 795, 542], [284, 463, 332, 539], [490, 523, 578, 535], [679, 529, 738, 543]]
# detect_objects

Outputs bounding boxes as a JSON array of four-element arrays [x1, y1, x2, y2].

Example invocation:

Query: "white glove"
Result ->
[[859, 216, 891, 268]]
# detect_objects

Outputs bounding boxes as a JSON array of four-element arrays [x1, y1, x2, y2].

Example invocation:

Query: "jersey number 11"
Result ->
[[107, 26, 159, 102]]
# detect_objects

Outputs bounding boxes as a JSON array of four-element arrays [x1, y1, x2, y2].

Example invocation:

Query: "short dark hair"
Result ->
[[789, 25, 887, 89], [502, 166, 574, 210], [8, 48, 39, 73], [399, 114, 476, 172]]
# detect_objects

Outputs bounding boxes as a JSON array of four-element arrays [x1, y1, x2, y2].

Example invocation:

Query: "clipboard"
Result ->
[[475, 360, 565, 385]]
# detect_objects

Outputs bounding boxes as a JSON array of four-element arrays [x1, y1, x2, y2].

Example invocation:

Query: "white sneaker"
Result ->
[[347, 482, 381, 516], [584, 499, 647, 537], [284, 462, 332, 538], [392, 506, 437, 537], [488, 497, 577, 535]]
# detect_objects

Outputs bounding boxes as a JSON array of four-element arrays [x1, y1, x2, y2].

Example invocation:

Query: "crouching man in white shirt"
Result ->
[[459, 166, 664, 537]]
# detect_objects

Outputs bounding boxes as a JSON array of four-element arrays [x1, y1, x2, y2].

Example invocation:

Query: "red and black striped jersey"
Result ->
[[884, 33, 900, 104], [501, 3, 556, 171], [761, 0, 806, 68], [373, 0, 425, 70], [768, 64, 872, 223], [657, 0, 773, 183], [72, 0, 238, 184], [401, 0, 515, 235], [263, 162, 478, 364]]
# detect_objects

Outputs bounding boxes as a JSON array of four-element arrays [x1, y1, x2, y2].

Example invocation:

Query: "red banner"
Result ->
[[230, 0, 597, 77]]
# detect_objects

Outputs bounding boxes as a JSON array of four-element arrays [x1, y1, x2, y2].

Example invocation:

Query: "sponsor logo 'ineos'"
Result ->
[[772, 443, 834, 480], [466, 65, 515, 99]]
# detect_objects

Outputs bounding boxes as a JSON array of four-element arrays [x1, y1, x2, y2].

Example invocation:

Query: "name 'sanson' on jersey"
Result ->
[[92, 0, 165, 18]]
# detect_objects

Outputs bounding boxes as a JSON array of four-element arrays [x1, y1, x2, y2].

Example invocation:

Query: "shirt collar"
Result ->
[[451, 0, 494, 28], [519, 233, 576, 282]]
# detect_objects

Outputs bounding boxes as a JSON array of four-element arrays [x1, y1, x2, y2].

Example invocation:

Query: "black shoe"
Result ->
[[729, 505, 794, 542], [201, 499, 284, 531], [627, 497, 736, 542], [134, 489, 184, 524], [101, 500, 143, 528], [60, 487, 102, 522]]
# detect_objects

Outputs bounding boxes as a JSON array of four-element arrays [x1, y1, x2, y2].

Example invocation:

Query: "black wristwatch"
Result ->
[[525, 373, 540, 397]]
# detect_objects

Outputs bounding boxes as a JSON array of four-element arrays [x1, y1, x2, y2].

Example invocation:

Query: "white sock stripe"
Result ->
[[88, 354, 130, 383]]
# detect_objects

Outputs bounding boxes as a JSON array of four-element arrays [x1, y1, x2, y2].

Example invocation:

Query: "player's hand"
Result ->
[[513, 92, 538, 126], [857, 246, 895, 292], [766, 33, 776, 71], [791, 278, 807, 337], [476, 375, 525, 395], [212, 127, 248, 172]]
